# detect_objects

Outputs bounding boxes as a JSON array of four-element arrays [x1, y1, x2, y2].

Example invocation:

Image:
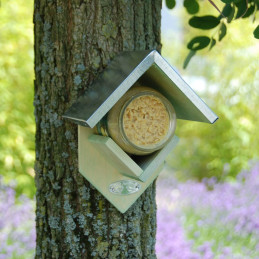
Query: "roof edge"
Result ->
[[153, 51, 218, 124], [86, 50, 156, 128]]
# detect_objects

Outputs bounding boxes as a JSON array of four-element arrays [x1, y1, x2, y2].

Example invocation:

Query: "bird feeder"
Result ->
[[63, 50, 218, 213]]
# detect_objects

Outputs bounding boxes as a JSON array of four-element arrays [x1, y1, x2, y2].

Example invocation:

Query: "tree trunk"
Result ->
[[34, 1, 162, 258]]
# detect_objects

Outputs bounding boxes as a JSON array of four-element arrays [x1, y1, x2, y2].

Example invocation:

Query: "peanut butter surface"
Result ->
[[122, 95, 170, 147]]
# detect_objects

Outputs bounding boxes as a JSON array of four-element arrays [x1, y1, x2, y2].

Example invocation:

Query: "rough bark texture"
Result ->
[[34, 1, 162, 258]]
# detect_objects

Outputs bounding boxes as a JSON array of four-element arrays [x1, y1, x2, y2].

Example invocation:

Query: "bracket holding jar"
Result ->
[[63, 50, 218, 213]]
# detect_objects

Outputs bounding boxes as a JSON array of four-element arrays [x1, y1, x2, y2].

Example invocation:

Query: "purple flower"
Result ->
[[156, 162, 259, 258], [0, 178, 35, 258]]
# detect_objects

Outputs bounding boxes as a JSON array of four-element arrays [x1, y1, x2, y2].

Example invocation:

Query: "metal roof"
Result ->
[[63, 50, 218, 128]]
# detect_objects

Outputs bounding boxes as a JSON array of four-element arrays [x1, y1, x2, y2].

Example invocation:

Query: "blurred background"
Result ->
[[0, 0, 258, 258]]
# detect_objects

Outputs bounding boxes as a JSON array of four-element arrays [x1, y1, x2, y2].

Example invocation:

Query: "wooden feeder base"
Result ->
[[78, 126, 179, 213]]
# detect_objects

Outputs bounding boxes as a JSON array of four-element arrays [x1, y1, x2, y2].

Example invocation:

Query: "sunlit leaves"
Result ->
[[220, 4, 236, 23], [220, 0, 233, 3], [183, 50, 196, 69], [187, 36, 211, 50], [166, 0, 176, 9], [164, 0, 259, 68], [0, 0, 35, 197], [235, 0, 248, 19], [219, 23, 227, 41], [184, 36, 211, 68], [254, 25, 259, 39], [242, 4, 255, 18], [210, 38, 217, 49], [227, 5, 236, 23], [184, 35, 211, 68], [189, 16, 220, 30], [184, 0, 199, 14], [222, 4, 233, 17]]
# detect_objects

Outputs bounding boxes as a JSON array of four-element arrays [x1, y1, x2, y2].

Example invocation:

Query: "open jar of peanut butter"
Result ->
[[96, 86, 177, 155]]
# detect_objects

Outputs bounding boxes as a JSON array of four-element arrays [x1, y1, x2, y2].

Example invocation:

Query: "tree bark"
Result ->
[[34, 1, 162, 258]]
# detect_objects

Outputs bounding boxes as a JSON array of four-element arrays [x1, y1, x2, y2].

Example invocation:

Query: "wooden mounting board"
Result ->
[[88, 134, 179, 182], [78, 126, 176, 213]]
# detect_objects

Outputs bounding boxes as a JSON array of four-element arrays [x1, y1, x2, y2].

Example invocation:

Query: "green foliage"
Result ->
[[218, 23, 227, 41], [222, 4, 233, 18], [235, 0, 248, 19], [226, 5, 235, 23], [209, 38, 217, 49], [187, 36, 211, 50], [183, 208, 259, 257], [242, 4, 256, 18], [221, 0, 233, 4], [164, 0, 259, 67], [166, 0, 176, 9], [169, 100, 259, 180], [189, 15, 220, 30], [254, 25, 259, 39], [0, 0, 35, 197], [162, 17, 259, 181], [183, 50, 196, 69], [184, 0, 199, 15]]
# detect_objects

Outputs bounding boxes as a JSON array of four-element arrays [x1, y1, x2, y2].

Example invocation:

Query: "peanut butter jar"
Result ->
[[96, 86, 177, 155]]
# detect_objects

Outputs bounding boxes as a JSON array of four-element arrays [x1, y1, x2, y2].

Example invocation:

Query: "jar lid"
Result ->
[[119, 90, 176, 153]]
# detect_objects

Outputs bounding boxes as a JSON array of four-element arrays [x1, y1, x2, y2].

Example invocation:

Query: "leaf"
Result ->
[[183, 50, 196, 69], [235, 0, 248, 19], [254, 25, 259, 39], [210, 38, 217, 49], [187, 36, 211, 51], [227, 6, 235, 23], [166, 0, 176, 9], [220, 0, 233, 3], [184, 0, 199, 14], [222, 4, 233, 17], [219, 23, 227, 41], [189, 16, 220, 30], [242, 4, 255, 18]]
